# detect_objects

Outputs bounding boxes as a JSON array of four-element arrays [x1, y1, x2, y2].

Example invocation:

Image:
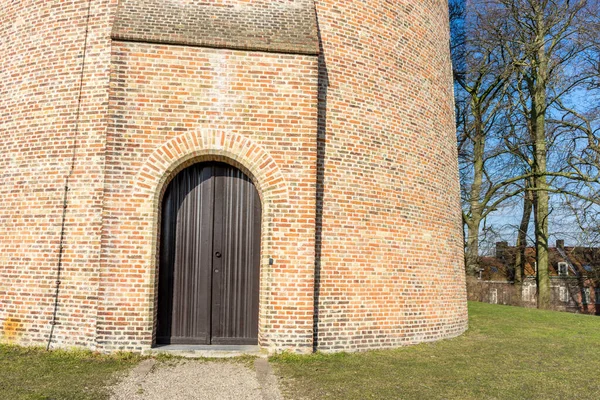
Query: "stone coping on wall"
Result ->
[[112, 0, 319, 55]]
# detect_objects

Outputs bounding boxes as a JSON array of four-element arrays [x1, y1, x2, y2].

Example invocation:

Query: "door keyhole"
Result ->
[[215, 252, 222, 258]]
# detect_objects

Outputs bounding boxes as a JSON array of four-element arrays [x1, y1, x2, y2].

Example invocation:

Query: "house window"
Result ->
[[583, 288, 591, 305], [490, 289, 498, 305], [523, 284, 535, 303], [595, 288, 600, 305], [559, 286, 568, 303], [557, 262, 568, 276]]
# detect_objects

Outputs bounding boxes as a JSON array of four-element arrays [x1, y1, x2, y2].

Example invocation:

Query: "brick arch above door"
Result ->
[[135, 128, 289, 207]]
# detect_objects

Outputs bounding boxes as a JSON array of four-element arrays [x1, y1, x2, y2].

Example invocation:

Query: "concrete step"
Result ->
[[144, 344, 266, 358]]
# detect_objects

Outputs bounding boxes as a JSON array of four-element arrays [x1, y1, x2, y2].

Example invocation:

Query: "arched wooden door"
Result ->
[[156, 162, 261, 345]]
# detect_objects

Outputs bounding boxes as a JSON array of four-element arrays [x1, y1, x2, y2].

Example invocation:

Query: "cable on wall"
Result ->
[[47, 0, 93, 351]]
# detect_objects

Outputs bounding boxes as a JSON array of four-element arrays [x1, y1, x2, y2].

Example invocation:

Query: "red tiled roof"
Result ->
[[479, 245, 600, 280]]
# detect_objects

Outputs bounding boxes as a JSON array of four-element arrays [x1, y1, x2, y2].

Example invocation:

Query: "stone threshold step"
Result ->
[[144, 344, 266, 358]]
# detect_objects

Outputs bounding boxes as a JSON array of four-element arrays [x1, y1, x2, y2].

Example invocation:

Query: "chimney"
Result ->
[[556, 239, 564, 250], [496, 241, 508, 260]]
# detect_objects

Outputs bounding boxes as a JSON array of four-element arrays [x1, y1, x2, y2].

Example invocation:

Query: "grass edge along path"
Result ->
[[0, 345, 140, 400], [271, 302, 600, 400], [0, 344, 260, 400]]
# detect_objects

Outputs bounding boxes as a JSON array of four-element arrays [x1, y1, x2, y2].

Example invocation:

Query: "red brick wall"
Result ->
[[99, 42, 319, 352], [113, 0, 319, 54], [313, 0, 467, 351], [1, 0, 467, 353], [0, 0, 117, 349]]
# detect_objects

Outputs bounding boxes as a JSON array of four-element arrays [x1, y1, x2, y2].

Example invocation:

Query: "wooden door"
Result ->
[[156, 163, 261, 345]]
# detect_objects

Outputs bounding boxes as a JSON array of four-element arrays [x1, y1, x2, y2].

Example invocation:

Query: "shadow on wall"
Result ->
[[313, 20, 328, 352]]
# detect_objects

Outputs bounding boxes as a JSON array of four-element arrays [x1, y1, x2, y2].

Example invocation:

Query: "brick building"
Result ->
[[469, 241, 600, 315], [0, 0, 467, 353]]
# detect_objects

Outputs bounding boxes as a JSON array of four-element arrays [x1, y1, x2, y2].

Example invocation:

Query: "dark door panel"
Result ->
[[156, 163, 261, 346], [211, 165, 261, 344], [156, 164, 214, 345]]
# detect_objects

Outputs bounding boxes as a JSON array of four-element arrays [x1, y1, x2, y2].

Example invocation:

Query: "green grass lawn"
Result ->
[[272, 302, 600, 400], [2, 303, 599, 399], [0, 345, 139, 400]]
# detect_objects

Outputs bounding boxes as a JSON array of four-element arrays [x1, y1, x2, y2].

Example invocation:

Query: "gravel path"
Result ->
[[110, 358, 282, 400]]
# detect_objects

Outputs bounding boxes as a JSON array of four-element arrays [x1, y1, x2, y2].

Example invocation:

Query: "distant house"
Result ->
[[468, 240, 600, 315]]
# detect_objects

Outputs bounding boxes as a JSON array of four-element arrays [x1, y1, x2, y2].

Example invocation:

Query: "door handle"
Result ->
[[215, 252, 222, 258]]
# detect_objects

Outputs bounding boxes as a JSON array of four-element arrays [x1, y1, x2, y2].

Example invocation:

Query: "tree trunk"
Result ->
[[514, 179, 533, 304], [465, 217, 482, 275], [531, 7, 551, 309], [534, 182, 550, 309], [465, 106, 485, 276]]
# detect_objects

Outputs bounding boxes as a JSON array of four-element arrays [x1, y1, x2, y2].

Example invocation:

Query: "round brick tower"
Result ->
[[312, 0, 468, 350], [0, 0, 467, 353]]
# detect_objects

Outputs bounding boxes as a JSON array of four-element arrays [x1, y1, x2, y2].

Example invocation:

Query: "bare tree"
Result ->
[[451, 0, 526, 275], [454, 0, 600, 309], [475, 0, 599, 308]]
